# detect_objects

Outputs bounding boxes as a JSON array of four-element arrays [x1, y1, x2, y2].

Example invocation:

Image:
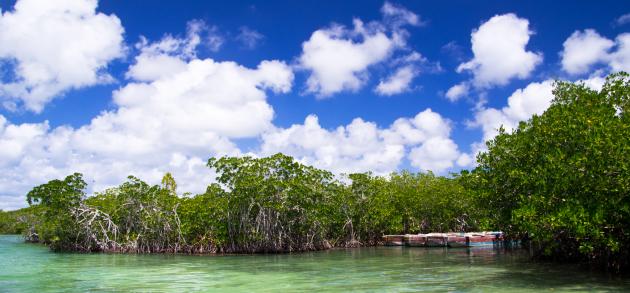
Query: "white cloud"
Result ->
[[471, 80, 554, 142], [609, 33, 630, 73], [299, 20, 396, 97], [560, 30, 630, 75], [408, 137, 460, 172], [457, 13, 542, 88], [298, 2, 420, 97], [455, 153, 474, 168], [0, 26, 294, 210], [261, 115, 404, 175], [126, 54, 188, 82], [126, 20, 228, 82], [236, 26, 264, 49], [375, 65, 417, 95], [260, 109, 461, 175], [445, 82, 469, 102], [581, 75, 606, 92], [561, 29, 614, 75], [0, 0, 125, 112]]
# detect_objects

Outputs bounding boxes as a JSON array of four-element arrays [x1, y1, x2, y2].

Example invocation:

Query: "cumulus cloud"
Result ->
[[374, 51, 436, 96], [457, 13, 542, 88], [298, 2, 420, 97], [299, 20, 395, 97], [0, 0, 125, 112], [0, 24, 294, 210], [561, 29, 614, 75], [609, 33, 630, 73], [375, 65, 417, 95], [260, 109, 461, 175], [445, 82, 469, 102], [408, 137, 460, 172], [560, 29, 630, 75], [470, 80, 554, 142]]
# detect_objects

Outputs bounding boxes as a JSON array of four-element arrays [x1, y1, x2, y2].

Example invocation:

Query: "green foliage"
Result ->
[[14, 153, 479, 254], [473, 72, 630, 270], [0, 208, 33, 234], [207, 153, 338, 252], [24, 173, 87, 249], [26, 173, 86, 212], [161, 172, 177, 195], [86, 176, 183, 252], [345, 171, 478, 245], [178, 184, 228, 252]]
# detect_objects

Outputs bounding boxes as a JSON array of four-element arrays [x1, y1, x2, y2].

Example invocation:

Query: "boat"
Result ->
[[404, 234, 427, 247], [383, 235, 404, 246], [466, 233, 496, 247], [446, 234, 468, 248], [425, 233, 447, 247], [382, 231, 505, 248]]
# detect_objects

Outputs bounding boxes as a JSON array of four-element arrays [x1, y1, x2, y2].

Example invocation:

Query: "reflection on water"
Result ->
[[0, 235, 628, 292]]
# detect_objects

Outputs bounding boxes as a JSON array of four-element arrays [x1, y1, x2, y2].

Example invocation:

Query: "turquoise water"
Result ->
[[0, 235, 628, 292]]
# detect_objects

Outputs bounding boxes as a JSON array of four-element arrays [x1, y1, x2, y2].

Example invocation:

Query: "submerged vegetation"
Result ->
[[0, 72, 628, 271]]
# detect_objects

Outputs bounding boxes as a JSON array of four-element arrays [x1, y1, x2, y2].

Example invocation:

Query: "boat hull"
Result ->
[[425, 235, 447, 247], [404, 234, 427, 247], [383, 235, 404, 246], [467, 235, 496, 247], [447, 235, 468, 247]]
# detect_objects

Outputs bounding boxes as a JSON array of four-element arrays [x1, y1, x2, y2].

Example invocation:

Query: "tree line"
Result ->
[[0, 72, 628, 271]]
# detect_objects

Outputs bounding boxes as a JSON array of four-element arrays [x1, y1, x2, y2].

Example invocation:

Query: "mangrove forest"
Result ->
[[1, 72, 629, 272]]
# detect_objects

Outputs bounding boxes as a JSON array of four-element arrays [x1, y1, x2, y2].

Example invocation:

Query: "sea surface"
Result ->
[[0, 235, 628, 292]]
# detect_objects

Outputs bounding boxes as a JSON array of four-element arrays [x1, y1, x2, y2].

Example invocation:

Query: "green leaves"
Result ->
[[206, 153, 338, 252], [26, 173, 86, 210], [472, 72, 630, 270]]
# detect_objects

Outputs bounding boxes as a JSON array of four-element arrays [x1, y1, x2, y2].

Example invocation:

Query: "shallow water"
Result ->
[[0, 235, 628, 292]]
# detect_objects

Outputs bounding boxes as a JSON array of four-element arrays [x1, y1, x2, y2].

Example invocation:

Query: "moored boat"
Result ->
[[425, 233, 447, 247], [404, 234, 427, 246], [446, 234, 467, 247], [466, 233, 496, 247], [383, 235, 404, 246]]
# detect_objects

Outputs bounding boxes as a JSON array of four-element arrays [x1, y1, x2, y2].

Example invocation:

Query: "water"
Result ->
[[0, 235, 628, 292]]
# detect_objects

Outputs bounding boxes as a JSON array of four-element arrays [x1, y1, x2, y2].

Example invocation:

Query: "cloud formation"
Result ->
[[445, 82, 469, 102], [375, 65, 417, 95], [298, 2, 420, 97], [561, 29, 614, 75], [260, 109, 462, 175], [0, 0, 125, 112], [457, 13, 542, 88], [560, 29, 630, 75]]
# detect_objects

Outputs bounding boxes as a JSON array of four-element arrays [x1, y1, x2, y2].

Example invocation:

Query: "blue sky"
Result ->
[[0, 0, 628, 210]]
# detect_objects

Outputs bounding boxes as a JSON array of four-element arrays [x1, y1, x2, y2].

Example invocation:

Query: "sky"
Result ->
[[0, 0, 628, 210]]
